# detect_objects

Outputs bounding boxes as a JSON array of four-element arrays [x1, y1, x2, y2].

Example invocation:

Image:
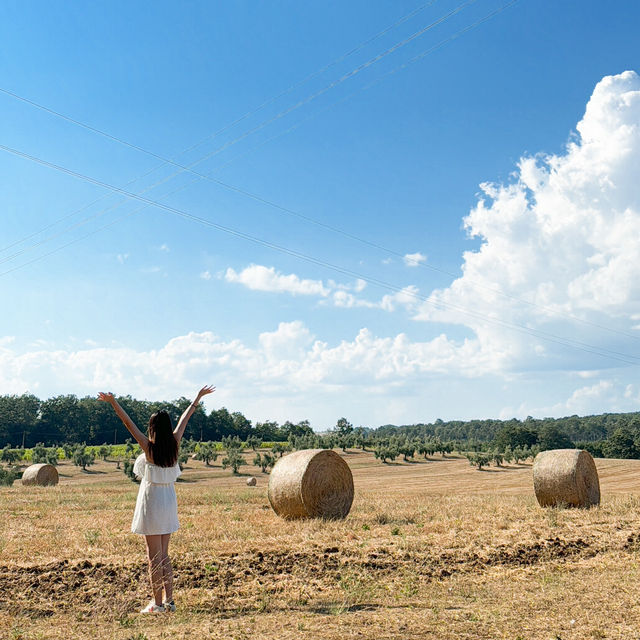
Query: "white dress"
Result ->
[[131, 453, 181, 535]]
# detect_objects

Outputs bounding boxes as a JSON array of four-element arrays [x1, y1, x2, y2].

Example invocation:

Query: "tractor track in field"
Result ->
[[0, 533, 617, 618]]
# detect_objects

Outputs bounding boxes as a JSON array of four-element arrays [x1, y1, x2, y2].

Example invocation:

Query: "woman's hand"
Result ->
[[97, 392, 116, 404], [196, 385, 216, 400]]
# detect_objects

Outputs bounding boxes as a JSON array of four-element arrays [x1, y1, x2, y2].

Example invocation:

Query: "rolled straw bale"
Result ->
[[268, 449, 354, 519], [21, 463, 59, 487], [246, 476, 257, 486], [533, 449, 600, 508]]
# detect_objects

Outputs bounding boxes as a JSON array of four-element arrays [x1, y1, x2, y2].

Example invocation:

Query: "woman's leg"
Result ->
[[144, 535, 164, 606], [160, 533, 173, 603]]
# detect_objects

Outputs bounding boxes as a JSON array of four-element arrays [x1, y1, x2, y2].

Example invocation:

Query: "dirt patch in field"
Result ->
[[0, 534, 608, 619]]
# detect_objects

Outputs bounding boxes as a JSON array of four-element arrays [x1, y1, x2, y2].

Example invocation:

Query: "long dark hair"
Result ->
[[148, 410, 178, 467]]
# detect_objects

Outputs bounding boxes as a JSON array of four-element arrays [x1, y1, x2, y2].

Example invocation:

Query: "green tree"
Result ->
[[271, 442, 290, 457], [538, 424, 573, 451], [178, 450, 190, 470], [603, 427, 639, 459], [32, 442, 58, 465], [335, 417, 353, 437], [0, 445, 19, 465], [222, 449, 244, 474], [399, 441, 416, 461], [0, 394, 40, 446], [208, 407, 235, 441], [253, 452, 276, 473], [493, 424, 538, 451], [39, 395, 88, 443], [465, 452, 490, 470], [125, 438, 135, 459], [282, 419, 313, 439], [98, 444, 110, 461], [0, 466, 18, 486], [255, 420, 280, 441], [194, 442, 218, 466], [174, 396, 208, 441], [72, 444, 95, 471], [123, 459, 138, 483], [373, 444, 398, 463]]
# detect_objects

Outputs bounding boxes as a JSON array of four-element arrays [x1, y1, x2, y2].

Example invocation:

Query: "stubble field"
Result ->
[[3, 450, 640, 639]]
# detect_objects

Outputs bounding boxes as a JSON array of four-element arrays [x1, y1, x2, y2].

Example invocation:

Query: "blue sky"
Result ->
[[1, 1, 640, 428]]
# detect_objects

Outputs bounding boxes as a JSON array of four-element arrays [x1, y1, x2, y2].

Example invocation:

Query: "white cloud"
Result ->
[[226, 263, 422, 316], [200, 270, 212, 280], [225, 264, 329, 297], [158, 244, 170, 252], [0, 323, 496, 423], [414, 71, 640, 373], [354, 278, 367, 293], [117, 253, 129, 264], [379, 286, 421, 312], [403, 252, 427, 267], [330, 285, 420, 313]]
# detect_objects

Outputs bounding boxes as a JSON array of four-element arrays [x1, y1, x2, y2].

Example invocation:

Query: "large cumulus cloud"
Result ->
[[416, 71, 640, 372]]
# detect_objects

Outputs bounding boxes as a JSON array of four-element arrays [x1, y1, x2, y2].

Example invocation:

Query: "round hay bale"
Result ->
[[267, 449, 354, 520], [533, 449, 600, 508], [246, 476, 257, 486], [21, 463, 59, 487]]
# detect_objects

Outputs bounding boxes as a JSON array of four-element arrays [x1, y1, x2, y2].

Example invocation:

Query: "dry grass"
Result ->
[[3, 450, 640, 639]]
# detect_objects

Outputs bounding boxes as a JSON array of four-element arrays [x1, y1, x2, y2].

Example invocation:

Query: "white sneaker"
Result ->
[[140, 601, 165, 614], [163, 600, 176, 612]]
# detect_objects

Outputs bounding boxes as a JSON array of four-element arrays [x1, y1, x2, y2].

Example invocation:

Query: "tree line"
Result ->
[[374, 413, 640, 460], [0, 393, 313, 447], [3, 392, 640, 460]]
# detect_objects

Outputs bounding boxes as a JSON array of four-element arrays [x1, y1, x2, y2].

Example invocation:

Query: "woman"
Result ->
[[98, 385, 215, 613]]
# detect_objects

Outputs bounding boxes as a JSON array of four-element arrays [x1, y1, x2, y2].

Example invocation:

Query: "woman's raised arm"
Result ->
[[174, 385, 216, 443], [98, 392, 149, 452]]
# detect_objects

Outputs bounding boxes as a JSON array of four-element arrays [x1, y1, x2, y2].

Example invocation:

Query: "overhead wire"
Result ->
[[0, 0, 439, 257], [5, 0, 634, 346], [1, 140, 640, 368], [0, 0, 477, 262], [4, 0, 637, 348], [0, 0, 476, 230]]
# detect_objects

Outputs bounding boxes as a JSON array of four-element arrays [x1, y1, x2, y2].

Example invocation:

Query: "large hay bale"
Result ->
[[21, 463, 59, 487], [246, 476, 257, 486], [267, 449, 354, 519], [533, 449, 600, 508]]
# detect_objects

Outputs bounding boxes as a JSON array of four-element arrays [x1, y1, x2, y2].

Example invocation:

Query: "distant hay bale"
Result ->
[[21, 463, 59, 487], [246, 476, 257, 486], [267, 449, 354, 520], [533, 449, 600, 508]]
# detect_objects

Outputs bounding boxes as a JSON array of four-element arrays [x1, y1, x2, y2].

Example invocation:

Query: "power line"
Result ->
[[0, 1, 438, 256], [0, 0, 484, 263], [4, 0, 635, 345], [1, 140, 639, 368], [0, 0, 475, 230]]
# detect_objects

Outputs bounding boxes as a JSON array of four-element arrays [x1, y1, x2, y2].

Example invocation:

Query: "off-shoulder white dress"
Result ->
[[131, 454, 181, 535]]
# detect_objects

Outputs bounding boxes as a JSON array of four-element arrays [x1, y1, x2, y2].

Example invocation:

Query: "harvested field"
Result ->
[[3, 450, 640, 639]]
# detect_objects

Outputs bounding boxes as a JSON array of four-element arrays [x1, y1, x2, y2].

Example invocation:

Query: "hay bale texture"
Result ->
[[21, 463, 59, 487], [268, 449, 354, 519], [246, 476, 257, 486], [533, 449, 600, 508]]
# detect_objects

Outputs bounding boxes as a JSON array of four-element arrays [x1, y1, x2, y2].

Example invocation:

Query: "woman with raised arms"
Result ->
[[98, 385, 215, 613]]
